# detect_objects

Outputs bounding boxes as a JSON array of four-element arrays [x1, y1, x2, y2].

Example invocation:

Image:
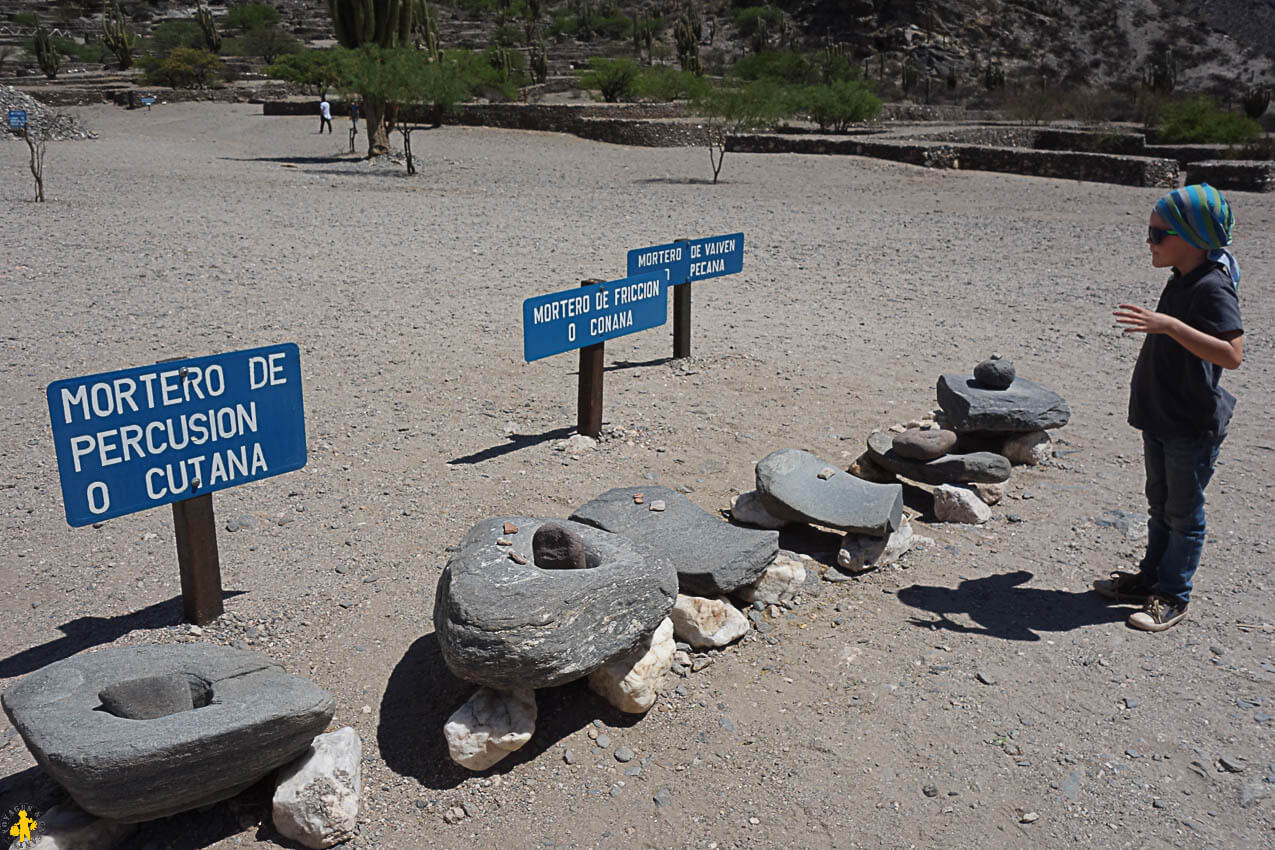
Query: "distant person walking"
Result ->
[[319, 96, 333, 134], [350, 100, 359, 134]]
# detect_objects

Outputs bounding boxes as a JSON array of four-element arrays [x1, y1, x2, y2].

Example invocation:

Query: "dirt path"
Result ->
[[1, 103, 1273, 849]]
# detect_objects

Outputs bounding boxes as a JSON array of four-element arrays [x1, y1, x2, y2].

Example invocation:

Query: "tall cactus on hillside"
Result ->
[[1242, 85, 1270, 120], [674, 15, 700, 75], [529, 38, 548, 84], [34, 26, 60, 79], [102, 1, 137, 70], [327, 0, 414, 155], [197, 7, 222, 54], [412, 0, 440, 62]]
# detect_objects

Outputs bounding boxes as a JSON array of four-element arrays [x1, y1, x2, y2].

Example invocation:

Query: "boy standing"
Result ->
[[319, 96, 333, 134], [1095, 184, 1243, 632]]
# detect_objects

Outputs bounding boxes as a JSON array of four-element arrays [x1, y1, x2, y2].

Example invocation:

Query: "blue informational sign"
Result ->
[[140, 97, 156, 106], [46, 343, 307, 527], [626, 232, 745, 284], [523, 271, 669, 362], [8, 109, 27, 129]]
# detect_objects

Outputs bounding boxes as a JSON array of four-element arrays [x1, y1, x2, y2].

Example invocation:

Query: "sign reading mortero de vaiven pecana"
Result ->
[[47, 343, 307, 526]]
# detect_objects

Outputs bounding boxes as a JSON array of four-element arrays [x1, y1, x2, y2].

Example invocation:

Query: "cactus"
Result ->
[[983, 59, 1004, 91], [197, 7, 222, 54], [674, 15, 701, 75], [328, 0, 411, 49], [34, 26, 60, 80], [900, 59, 919, 94], [490, 46, 513, 82], [102, 1, 137, 70], [412, 0, 440, 61], [946, 64, 957, 90], [1144, 47, 1176, 94], [530, 38, 548, 83], [1242, 85, 1270, 120]]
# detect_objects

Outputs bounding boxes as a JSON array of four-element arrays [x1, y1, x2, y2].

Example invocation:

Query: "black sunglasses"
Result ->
[[1148, 226, 1178, 245]]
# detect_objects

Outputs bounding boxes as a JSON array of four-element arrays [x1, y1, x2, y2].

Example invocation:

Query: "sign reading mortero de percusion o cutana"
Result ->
[[46, 343, 307, 527]]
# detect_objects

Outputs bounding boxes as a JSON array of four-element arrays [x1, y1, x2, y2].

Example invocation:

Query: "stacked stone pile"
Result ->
[[432, 487, 820, 771], [731, 447, 925, 576], [856, 356, 1070, 525], [1, 85, 96, 140]]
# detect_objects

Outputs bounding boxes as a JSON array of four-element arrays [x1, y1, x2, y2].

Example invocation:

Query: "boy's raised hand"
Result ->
[[1114, 303, 1174, 335]]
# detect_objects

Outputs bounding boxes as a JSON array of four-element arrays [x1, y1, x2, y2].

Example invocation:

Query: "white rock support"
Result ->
[[26, 802, 135, 850], [735, 554, 806, 605], [933, 485, 992, 524], [272, 726, 362, 849], [587, 617, 674, 713], [729, 490, 790, 529], [669, 595, 750, 649], [969, 481, 1006, 505], [838, 521, 919, 573], [444, 687, 537, 771], [1002, 430, 1051, 465]]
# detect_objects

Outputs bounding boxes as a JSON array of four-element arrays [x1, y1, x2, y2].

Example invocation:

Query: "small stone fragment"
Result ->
[[1020, 811, 1039, 824], [669, 595, 750, 649], [649, 500, 666, 512], [977, 672, 997, 685], [974, 358, 1016, 390], [817, 466, 837, 480], [272, 727, 362, 849], [892, 429, 958, 461], [923, 784, 939, 797], [836, 522, 923, 574], [444, 688, 537, 771], [503, 522, 519, 535], [496, 538, 512, 546], [933, 485, 992, 524], [633, 493, 644, 505], [1002, 430, 1052, 466], [508, 551, 528, 565], [614, 746, 635, 763], [969, 482, 1006, 506], [735, 554, 806, 605]]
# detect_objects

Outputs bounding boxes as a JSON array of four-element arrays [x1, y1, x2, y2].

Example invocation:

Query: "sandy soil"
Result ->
[[1, 103, 1274, 849]]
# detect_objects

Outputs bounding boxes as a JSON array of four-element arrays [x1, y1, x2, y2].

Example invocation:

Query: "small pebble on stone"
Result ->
[[509, 551, 528, 565], [615, 746, 634, 763], [633, 493, 644, 505], [817, 466, 837, 480], [649, 500, 666, 512], [503, 522, 519, 535]]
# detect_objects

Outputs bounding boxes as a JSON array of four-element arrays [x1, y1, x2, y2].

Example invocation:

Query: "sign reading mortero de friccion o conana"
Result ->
[[626, 232, 744, 283], [46, 343, 307, 527], [522, 270, 669, 362]]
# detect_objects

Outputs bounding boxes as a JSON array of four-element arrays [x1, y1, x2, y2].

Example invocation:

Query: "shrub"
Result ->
[[731, 50, 814, 85], [14, 11, 39, 27], [266, 49, 345, 94], [786, 80, 881, 131], [142, 46, 223, 88], [733, 5, 782, 40], [579, 56, 639, 102], [242, 24, 301, 63], [1155, 95, 1261, 144], [224, 2, 280, 33], [147, 19, 204, 55], [632, 65, 709, 102]]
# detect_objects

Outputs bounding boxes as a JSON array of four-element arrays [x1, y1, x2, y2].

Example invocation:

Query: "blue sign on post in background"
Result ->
[[626, 232, 745, 283], [8, 109, 27, 129], [523, 271, 669, 362], [46, 343, 307, 527]]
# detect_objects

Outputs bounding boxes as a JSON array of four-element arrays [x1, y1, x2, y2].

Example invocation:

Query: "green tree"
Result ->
[[225, 2, 280, 33], [786, 80, 880, 131], [578, 56, 639, 102], [328, 0, 414, 156], [243, 24, 301, 63], [266, 49, 346, 94], [632, 65, 708, 102], [693, 81, 787, 183], [1155, 95, 1261, 144], [143, 46, 223, 88]]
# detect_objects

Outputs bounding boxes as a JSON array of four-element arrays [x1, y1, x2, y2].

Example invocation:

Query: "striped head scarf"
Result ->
[[1154, 183, 1240, 286]]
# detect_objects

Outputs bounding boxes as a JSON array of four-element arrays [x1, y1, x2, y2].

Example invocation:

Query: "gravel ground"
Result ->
[[2, 103, 1274, 849]]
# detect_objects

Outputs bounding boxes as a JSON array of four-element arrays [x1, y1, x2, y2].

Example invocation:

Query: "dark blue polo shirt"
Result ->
[[1128, 261, 1243, 439]]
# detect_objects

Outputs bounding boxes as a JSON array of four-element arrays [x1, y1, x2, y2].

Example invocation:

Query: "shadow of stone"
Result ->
[[447, 426, 577, 466], [604, 356, 673, 372], [774, 524, 844, 567], [0, 591, 246, 679], [378, 633, 639, 788], [897, 570, 1130, 642], [0, 765, 63, 827]]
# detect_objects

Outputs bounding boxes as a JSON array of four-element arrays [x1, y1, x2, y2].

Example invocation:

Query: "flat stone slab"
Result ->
[[434, 517, 678, 690], [755, 448, 903, 536], [937, 374, 1071, 433], [1, 644, 335, 823], [867, 430, 1011, 485], [570, 486, 778, 596]]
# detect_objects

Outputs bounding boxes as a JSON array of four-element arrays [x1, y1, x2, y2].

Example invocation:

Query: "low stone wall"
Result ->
[[1144, 144, 1232, 164], [1184, 159, 1275, 192], [909, 126, 1147, 155], [726, 134, 1180, 187]]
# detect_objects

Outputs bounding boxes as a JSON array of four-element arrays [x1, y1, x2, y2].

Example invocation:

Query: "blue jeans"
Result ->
[[1135, 432, 1223, 605]]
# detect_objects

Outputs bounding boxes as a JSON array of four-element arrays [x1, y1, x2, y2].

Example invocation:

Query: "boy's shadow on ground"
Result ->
[[378, 633, 636, 790], [897, 570, 1128, 641]]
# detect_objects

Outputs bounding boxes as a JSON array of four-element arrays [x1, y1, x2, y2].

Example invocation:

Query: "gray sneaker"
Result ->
[[1128, 595, 1189, 632], [1093, 571, 1152, 603]]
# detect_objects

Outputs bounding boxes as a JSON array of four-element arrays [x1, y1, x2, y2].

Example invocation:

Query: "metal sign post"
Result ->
[[523, 271, 669, 438], [46, 343, 308, 624], [627, 233, 745, 360]]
